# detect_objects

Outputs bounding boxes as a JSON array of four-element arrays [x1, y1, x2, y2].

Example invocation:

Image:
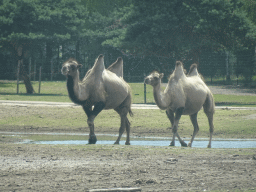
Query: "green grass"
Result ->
[[1, 106, 255, 139], [0, 80, 256, 106], [214, 94, 256, 106]]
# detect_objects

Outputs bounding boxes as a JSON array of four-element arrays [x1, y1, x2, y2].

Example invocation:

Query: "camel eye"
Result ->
[[71, 65, 75, 71]]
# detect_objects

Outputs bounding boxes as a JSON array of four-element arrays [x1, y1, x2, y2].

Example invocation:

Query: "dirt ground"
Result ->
[[1, 84, 256, 192], [0, 142, 255, 192], [1, 126, 256, 191]]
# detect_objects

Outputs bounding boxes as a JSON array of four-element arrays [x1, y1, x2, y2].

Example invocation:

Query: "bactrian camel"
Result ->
[[144, 61, 215, 148], [61, 55, 133, 145]]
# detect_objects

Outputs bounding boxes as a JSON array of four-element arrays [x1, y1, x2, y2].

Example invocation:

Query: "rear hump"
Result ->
[[187, 64, 198, 76]]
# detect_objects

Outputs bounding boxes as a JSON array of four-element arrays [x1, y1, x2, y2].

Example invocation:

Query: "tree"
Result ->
[[0, 0, 88, 91], [103, 0, 256, 66]]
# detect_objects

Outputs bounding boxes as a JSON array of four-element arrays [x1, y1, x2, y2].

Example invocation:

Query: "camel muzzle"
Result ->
[[144, 78, 150, 84], [61, 66, 69, 75]]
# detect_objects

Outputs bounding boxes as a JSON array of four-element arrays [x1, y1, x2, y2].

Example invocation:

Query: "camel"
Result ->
[[144, 61, 215, 148], [61, 55, 133, 145]]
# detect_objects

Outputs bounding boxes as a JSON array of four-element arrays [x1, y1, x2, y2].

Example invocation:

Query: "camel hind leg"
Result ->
[[188, 112, 199, 147], [203, 94, 215, 148], [114, 108, 130, 145], [114, 93, 132, 145]]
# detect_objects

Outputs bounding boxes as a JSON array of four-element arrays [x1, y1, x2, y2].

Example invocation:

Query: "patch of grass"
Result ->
[[1, 106, 255, 139], [1, 80, 256, 106], [214, 94, 256, 106]]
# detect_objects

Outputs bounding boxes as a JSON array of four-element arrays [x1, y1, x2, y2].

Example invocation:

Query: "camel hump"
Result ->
[[176, 61, 183, 67], [188, 64, 199, 76], [92, 54, 105, 73], [174, 61, 185, 79], [107, 57, 123, 78]]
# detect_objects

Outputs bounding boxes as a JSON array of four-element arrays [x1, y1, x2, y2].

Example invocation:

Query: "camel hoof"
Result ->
[[207, 144, 211, 148], [169, 142, 175, 146], [125, 142, 130, 145], [181, 142, 188, 147], [88, 136, 97, 144], [114, 142, 119, 145]]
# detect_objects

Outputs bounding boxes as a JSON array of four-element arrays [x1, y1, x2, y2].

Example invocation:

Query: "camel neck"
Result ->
[[67, 75, 87, 105], [153, 82, 168, 110]]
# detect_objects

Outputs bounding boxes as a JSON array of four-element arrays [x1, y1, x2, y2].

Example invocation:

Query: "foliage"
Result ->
[[0, 0, 88, 44], [0, 0, 89, 81], [0, 0, 256, 85], [104, 0, 256, 60]]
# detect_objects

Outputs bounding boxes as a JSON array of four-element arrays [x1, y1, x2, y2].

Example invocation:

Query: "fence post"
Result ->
[[144, 83, 147, 104], [38, 66, 42, 94], [144, 73, 146, 104], [51, 61, 53, 81], [16, 60, 20, 94]]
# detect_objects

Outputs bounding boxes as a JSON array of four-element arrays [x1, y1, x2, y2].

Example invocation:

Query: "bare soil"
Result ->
[[0, 110, 256, 192], [0, 143, 256, 192], [1, 84, 256, 191]]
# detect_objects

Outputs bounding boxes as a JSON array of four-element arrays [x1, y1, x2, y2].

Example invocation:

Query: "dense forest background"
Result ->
[[0, 0, 256, 86]]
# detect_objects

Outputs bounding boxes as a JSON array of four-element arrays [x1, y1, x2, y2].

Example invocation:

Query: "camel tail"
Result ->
[[204, 92, 215, 115], [129, 108, 134, 117]]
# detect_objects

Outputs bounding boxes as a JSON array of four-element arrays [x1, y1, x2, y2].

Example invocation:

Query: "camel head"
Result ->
[[144, 71, 164, 87], [61, 58, 82, 77]]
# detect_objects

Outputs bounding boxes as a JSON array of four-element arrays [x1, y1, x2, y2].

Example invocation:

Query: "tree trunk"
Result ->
[[20, 60, 35, 94], [23, 74, 35, 94]]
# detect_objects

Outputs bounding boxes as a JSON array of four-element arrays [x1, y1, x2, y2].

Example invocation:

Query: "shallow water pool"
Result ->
[[23, 139, 256, 148]]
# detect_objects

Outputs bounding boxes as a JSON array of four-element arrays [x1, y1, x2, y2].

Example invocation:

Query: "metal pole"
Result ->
[[144, 83, 146, 104], [34, 60, 36, 81], [39, 66, 42, 94], [51, 61, 53, 81], [226, 51, 230, 81], [17, 60, 20, 94]]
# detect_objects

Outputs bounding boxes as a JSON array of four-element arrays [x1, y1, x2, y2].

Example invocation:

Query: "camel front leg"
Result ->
[[166, 109, 187, 147], [87, 115, 97, 144], [83, 102, 105, 144], [169, 107, 184, 147]]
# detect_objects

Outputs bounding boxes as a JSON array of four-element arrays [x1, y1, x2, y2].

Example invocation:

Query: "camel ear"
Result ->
[[160, 73, 164, 79]]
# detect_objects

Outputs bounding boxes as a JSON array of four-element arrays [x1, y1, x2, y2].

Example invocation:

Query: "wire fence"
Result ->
[[2, 68, 256, 85]]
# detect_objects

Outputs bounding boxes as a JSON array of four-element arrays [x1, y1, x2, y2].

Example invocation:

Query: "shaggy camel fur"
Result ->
[[144, 62, 215, 148], [62, 55, 133, 145]]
